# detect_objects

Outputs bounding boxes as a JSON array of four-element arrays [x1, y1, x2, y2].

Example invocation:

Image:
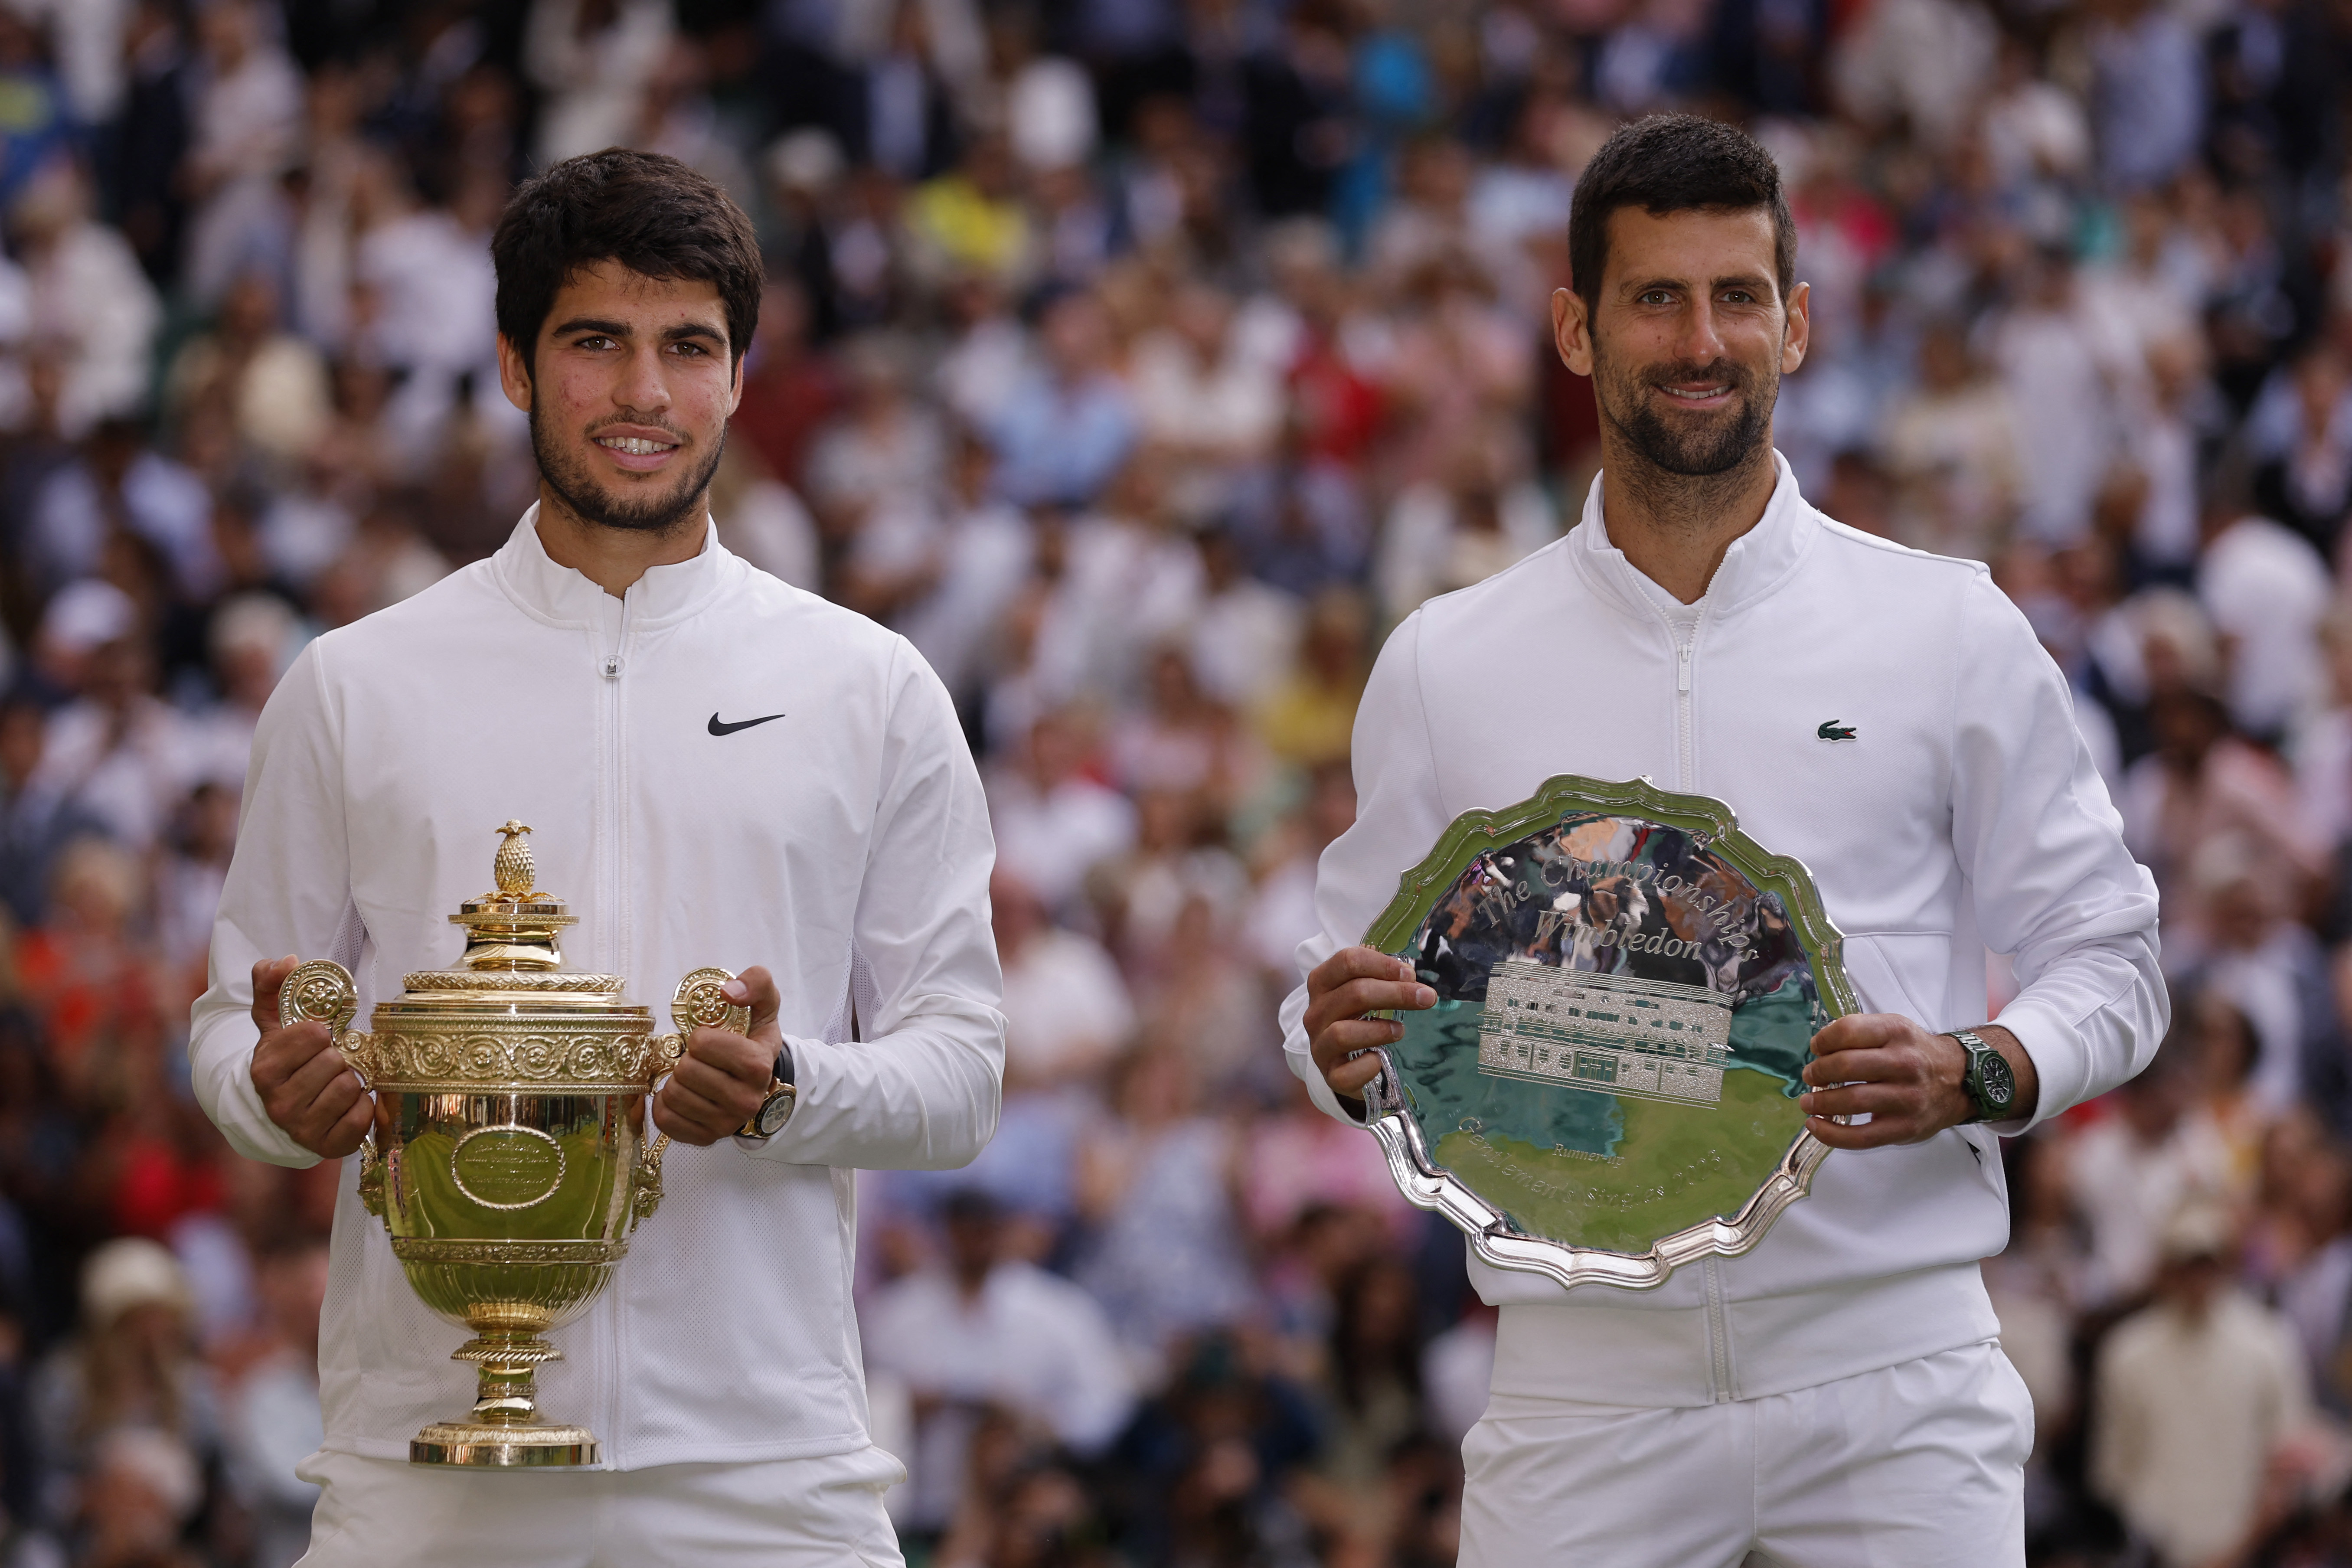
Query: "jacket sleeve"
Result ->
[[1277, 611, 1454, 1125], [749, 639, 1005, 1169], [187, 640, 352, 1169], [1951, 571, 2169, 1128]]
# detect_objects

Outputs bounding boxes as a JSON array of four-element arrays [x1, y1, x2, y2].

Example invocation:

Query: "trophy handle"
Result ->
[[277, 960, 388, 1217], [629, 969, 751, 1232], [278, 957, 358, 1032], [356, 1132, 388, 1218], [669, 967, 751, 1038]]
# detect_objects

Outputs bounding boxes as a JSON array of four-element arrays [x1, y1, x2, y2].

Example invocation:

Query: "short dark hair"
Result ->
[[491, 148, 764, 374], [1568, 114, 1796, 313]]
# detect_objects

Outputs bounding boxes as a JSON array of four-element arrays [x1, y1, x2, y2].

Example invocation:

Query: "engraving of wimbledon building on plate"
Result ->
[[1476, 960, 1734, 1105]]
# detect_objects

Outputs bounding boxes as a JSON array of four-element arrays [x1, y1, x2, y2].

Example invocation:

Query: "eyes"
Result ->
[[567, 335, 719, 359], [1633, 287, 1767, 308]]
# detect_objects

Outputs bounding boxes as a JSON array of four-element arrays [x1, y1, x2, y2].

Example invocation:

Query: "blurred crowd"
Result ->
[[0, 0, 2345, 1565]]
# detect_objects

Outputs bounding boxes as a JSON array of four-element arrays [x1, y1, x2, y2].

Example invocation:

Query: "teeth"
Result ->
[[598, 436, 676, 455], [1663, 386, 1726, 400]]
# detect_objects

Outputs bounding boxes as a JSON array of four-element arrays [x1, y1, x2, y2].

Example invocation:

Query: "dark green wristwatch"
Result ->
[[1950, 1029, 2017, 1124]]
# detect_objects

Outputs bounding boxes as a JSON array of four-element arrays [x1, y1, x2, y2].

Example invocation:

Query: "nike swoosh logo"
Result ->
[[708, 712, 787, 736]]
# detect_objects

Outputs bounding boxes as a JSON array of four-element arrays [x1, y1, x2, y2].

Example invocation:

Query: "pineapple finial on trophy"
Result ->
[[493, 821, 535, 895]]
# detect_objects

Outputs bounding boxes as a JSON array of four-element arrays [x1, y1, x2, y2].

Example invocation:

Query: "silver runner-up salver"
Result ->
[[1359, 774, 1858, 1290]]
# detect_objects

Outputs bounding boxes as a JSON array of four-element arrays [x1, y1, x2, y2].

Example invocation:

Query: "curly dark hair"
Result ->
[[1568, 114, 1796, 311], [490, 147, 764, 375]]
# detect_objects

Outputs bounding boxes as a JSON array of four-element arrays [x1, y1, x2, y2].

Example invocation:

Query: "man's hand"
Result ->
[[1800, 1014, 2038, 1149], [1303, 947, 1436, 1110], [653, 967, 782, 1145], [248, 956, 375, 1159]]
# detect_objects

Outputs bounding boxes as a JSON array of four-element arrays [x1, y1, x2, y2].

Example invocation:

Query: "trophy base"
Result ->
[[410, 1420, 600, 1468]]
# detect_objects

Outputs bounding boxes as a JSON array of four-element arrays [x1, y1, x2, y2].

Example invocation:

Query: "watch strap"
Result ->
[[1950, 1029, 2012, 1124], [734, 1054, 798, 1142]]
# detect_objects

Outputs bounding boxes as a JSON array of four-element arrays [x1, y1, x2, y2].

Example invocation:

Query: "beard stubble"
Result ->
[[1595, 346, 1778, 480], [530, 403, 727, 536]]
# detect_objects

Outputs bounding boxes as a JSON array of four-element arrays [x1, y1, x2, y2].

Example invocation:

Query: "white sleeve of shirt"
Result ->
[[1277, 611, 1450, 1127], [1950, 571, 2169, 1129], [749, 639, 1006, 1171], [188, 642, 343, 1170]]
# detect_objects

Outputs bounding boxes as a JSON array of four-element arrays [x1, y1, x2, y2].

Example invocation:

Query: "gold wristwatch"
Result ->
[[736, 1046, 797, 1141]]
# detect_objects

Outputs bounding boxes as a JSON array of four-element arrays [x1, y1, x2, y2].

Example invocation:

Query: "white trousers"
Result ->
[[1460, 1340, 2033, 1568], [293, 1444, 907, 1567]]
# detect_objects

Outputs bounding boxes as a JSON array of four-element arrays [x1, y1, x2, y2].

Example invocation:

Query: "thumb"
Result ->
[[250, 955, 297, 1033], [723, 966, 782, 1036]]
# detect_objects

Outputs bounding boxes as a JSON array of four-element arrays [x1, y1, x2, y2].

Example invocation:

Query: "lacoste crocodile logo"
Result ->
[[1817, 719, 1856, 742], [708, 712, 787, 736]]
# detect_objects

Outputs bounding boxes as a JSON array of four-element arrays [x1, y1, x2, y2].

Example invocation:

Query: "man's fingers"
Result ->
[[1806, 1112, 1924, 1150], [1323, 1049, 1385, 1098], [1310, 946, 1418, 991], [652, 1086, 734, 1144], [250, 955, 299, 1033], [683, 1027, 773, 1082], [1797, 1080, 1914, 1121], [251, 1020, 333, 1091], [721, 966, 782, 1035], [1808, 1013, 1907, 1057], [671, 1052, 764, 1106], [315, 1091, 378, 1158], [658, 1079, 733, 1124], [293, 1064, 366, 1129], [1304, 948, 1438, 1101], [276, 1038, 356, 1108], [1313, 1017, 1405, 1065], [1305, 977, 1435, 1035], [1799, 1049, 1911, 1088]]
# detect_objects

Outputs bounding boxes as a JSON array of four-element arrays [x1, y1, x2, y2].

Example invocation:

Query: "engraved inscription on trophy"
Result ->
[[448, 1125, 568, 1210], [1475, 960, 1733, 1105]]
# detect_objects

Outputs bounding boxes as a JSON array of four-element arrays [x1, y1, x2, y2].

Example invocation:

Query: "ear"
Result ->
[[495, 333, 535, 415], [725, 352, 746, 417], [1551, 287, 1594, 378], [1780, 281, 1810, 376]]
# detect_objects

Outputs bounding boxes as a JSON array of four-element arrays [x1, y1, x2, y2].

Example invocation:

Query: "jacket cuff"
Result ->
[[1287, 1043, 1372, 1127], [207, 1052, 324, 1169], [1988, 996, 2081, 1133]]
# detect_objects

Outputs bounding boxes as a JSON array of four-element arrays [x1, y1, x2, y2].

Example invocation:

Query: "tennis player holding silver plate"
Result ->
[[1281, 115, 2164, 1567], [1352, 772, 1857, 1293]]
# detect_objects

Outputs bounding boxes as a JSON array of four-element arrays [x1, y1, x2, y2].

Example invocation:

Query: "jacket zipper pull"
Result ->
[[1676, 640, 1693, 694], [602, 655, 623, 679]]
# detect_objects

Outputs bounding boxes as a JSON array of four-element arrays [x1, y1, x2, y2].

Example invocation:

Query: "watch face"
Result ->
[[754, 1089, 795, 1138], [1979, 1049, 2016, 1109]]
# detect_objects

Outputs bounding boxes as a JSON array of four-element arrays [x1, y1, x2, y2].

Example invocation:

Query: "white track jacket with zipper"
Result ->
[[1280, 454, 2166, 1408], [189, 509, 1005, 1468]]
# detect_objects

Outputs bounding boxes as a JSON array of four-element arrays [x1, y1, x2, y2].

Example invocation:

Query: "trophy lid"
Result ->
[[448, 820, 580, 972], [382, 822, 634, 1009]]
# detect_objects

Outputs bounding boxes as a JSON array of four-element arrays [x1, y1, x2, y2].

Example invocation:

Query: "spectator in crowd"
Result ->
[[2092, 1205, 2313, 1566], [862, 1189, 1134, 1545]]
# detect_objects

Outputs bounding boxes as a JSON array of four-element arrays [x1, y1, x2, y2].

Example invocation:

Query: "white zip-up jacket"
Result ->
[[189, 510, 1004, 1467], [1281, 454, 2165, 1406]]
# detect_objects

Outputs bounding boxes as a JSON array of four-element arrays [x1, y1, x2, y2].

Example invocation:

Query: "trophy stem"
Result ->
[[408, 1332, 601, 1468]]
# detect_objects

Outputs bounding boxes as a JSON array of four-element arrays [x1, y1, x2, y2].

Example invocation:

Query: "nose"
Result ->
[[613, 339, 672, 415], [1676, 298, 1727, 366]]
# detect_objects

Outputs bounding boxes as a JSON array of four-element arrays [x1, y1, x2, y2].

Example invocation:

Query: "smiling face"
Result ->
[[1555, 206, 1808, 480], [497, 259, 743, 538]]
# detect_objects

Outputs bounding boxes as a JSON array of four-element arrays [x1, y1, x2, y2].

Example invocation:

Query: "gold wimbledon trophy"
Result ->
[[277, 821, 745, 1467]]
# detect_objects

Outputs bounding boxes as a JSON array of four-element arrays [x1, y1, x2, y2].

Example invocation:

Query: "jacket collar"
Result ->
[[1567, 449, 1818, 623], [491, 502, 734, 627]]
